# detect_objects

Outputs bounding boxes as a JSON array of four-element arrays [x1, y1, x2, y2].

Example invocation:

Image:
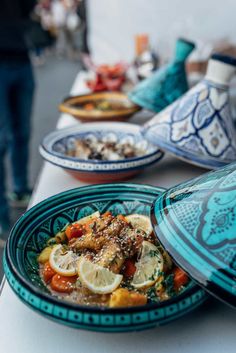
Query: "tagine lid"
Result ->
[[151, 162, 236, 307], [143, 53, 236, 169]]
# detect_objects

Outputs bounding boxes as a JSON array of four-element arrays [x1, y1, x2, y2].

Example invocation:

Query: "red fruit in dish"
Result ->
[[65, 223, 84, 240], [173, 267, 189, 291], [50, 274, 77, 293], [43, 261, 56, 283]]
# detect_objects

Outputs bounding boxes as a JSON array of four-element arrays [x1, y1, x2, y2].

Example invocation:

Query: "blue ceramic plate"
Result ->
[[39, 123, 164, 183], [4, 183, 206, 332]]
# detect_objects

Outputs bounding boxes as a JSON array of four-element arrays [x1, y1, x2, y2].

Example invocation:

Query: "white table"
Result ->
[[0, 72, 235, 353]]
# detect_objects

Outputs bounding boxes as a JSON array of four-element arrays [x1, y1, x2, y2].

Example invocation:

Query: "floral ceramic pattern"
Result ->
[[143, 49, 236, 168], [143, 56, 236, 169], [153, 162, 236, 307]]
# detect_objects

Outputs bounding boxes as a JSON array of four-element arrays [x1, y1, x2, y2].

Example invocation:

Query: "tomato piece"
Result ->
[[173, 267, 189, 291], [65, 223, 84, 241], [43, 261, 56, 284], [50, 274, 77, 293], [123, 259, 136, 278]]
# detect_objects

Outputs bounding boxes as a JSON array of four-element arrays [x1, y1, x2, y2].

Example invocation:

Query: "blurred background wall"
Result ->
[[88, 0, 236, 63]]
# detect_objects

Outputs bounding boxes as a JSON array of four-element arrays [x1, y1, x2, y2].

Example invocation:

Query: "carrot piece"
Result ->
[[102, 211, 112, 218], [117, 214, 127, 222], [84, 103, 95, 111], [173, 267, 189, 291], [50, 274, 77, 294], [43, 261, 56, 284]]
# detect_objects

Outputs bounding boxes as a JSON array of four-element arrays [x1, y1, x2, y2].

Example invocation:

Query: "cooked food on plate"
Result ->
[[78, 99, 133, 111], [66, 138, 146, 160], [38, 211, 190, 308]]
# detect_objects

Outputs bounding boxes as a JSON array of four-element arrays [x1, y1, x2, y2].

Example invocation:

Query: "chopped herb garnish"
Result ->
[[147, 287, 160, 303]]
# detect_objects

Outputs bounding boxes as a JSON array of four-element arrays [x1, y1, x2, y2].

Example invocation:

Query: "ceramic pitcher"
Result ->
[[129, 38, 195, 112]]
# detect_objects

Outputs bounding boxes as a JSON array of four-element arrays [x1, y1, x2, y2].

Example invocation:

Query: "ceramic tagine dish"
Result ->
[[143, 53, 236, 169], [39, 122, 164, 183], [3, 183, 207, 333], [129, 38, 195, 112], [152, 161, 236, 308], [4, 163, 236, 332]]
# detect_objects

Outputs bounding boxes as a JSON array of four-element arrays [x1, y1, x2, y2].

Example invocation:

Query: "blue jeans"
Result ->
[[0, 60, 35, 219]]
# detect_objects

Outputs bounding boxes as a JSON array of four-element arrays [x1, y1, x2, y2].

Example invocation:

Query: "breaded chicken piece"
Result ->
[[96, 242, 125, 273]]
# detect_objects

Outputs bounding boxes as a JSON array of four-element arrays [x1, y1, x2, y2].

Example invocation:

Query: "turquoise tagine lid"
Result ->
[[151, 162, 236, 307], [128, 38, 195, 112]]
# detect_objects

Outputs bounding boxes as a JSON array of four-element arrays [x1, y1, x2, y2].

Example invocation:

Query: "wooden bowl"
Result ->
[[59, 92, 141, 122]]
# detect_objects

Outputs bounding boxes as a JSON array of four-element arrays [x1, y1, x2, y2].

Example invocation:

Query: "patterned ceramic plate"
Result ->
[[39, 122, 164, 183], [4, 184, 206, 332]]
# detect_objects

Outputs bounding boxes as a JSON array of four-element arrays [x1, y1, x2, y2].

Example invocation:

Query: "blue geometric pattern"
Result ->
[[202, 190, 236, 247], [153, 162, 236, 307]]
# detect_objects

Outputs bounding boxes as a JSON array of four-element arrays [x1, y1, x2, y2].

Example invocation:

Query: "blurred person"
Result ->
[[64, 0, 80, 59], [0, 0, 36, 237], [29, 3, 56, 66], [51, 0, 67, 56], [52, 0, 79, 59], [76, 0, 93, 69]]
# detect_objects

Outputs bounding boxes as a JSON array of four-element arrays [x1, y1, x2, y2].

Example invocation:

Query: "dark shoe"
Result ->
[[8, 190, 32, 208]]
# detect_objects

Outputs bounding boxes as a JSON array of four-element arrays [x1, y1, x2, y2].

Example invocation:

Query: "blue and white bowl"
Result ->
[[39, 122, 164, 182]]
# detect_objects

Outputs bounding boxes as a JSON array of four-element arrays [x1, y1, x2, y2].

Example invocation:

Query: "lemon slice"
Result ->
[[131, 241, 163, 289], [49, 244, 79, 276], [73, 211, 100, 225], [125, 214, 153, 236], [78, 257, 123, 294]]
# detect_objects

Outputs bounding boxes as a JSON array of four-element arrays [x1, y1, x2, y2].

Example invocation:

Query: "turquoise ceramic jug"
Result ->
[[128, 38, 195, 112]]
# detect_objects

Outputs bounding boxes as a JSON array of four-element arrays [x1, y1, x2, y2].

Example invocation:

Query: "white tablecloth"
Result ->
[[0, 71, 235, 353]]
